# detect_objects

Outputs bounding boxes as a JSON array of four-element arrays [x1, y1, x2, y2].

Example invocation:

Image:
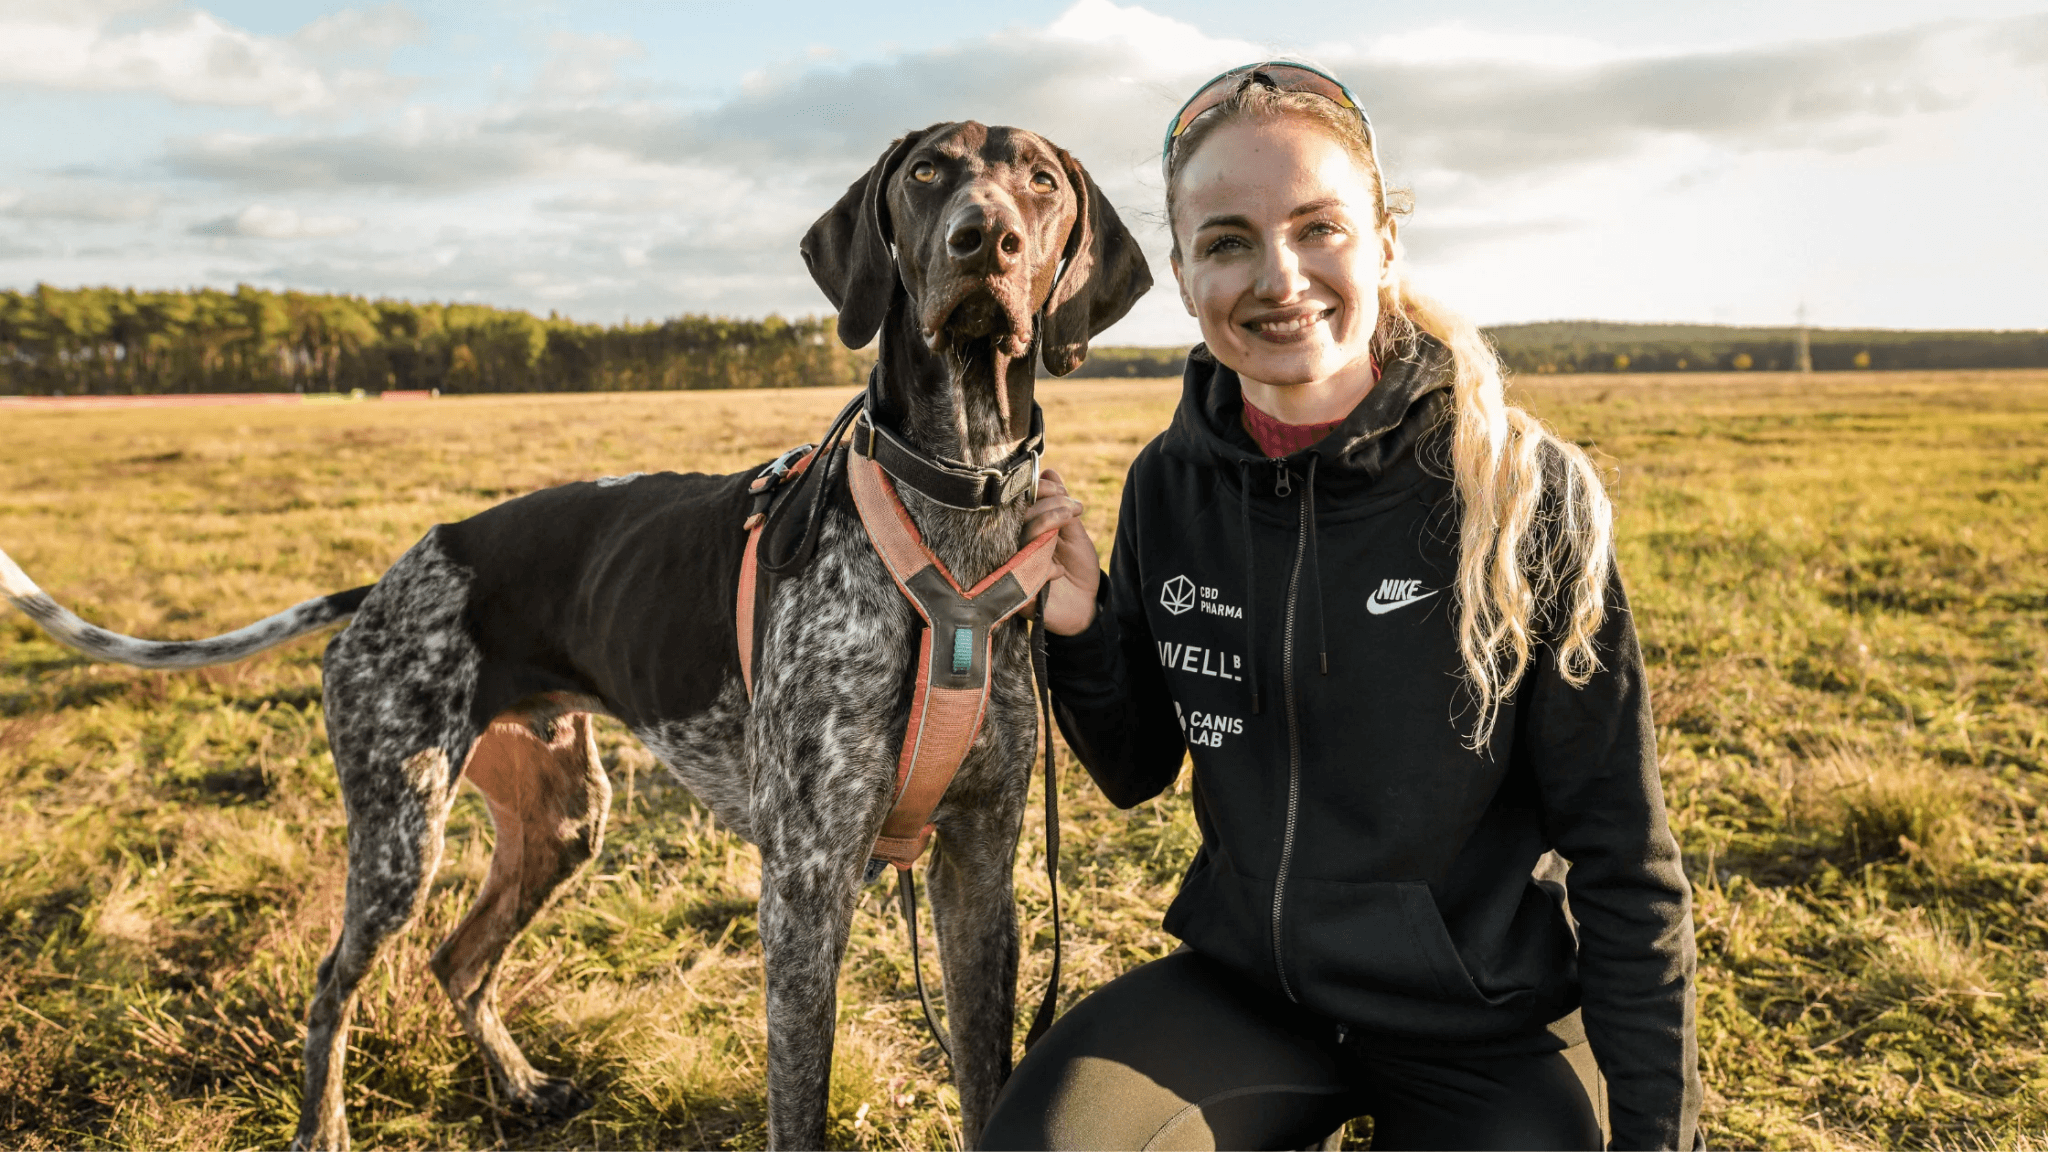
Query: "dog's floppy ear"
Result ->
[[801, 129, 927, 350], [1040, 148, 1153, 377]]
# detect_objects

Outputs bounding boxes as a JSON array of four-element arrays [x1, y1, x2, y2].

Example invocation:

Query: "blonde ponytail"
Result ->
[[1385, 279, 1614, 745]]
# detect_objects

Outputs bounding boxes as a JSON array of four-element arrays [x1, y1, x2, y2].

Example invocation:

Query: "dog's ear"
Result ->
[[1039, 148, 1153, 377], [801, 130, 927, 350]]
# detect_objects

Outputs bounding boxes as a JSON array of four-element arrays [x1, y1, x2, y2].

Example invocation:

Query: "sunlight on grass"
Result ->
[[3, 373, 2047, 1148]]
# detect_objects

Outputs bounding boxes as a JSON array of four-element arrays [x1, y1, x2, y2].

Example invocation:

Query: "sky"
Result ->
[[2, 0, 2044, 345]]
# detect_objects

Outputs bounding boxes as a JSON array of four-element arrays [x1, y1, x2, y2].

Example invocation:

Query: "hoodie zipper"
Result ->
[[1270, 459, 1307, 1002]]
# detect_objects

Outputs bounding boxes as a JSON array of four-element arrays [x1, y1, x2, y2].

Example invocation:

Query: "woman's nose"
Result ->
[[1253, 241, 1310, 302]]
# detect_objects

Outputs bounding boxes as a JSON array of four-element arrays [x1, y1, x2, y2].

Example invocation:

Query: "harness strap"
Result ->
[[738, 446, 817, 699], [847, 446, 1060, 868]]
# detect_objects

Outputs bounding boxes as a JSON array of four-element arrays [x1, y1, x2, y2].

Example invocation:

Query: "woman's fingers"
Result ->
[[1023, 494, 1083, 541], [1025, 464, 1101, 636]]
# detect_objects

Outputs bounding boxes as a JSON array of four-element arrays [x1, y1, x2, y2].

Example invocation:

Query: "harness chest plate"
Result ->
[[736, 426, 1057, 869]]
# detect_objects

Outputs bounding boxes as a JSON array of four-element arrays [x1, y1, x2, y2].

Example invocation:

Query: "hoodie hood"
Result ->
[[1160, 332, 1457, 484]]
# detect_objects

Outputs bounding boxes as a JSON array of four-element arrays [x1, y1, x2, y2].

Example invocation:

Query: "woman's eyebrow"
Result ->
[[1197, 199, 1346, 232]]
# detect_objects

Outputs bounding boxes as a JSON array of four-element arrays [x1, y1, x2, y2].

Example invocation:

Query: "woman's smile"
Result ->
[[1244, 306, 1333, 340]]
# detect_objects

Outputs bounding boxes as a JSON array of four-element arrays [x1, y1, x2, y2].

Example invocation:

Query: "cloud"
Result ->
[[536, 32, 645, 98], [0, 185, 158, 222], [190, 205, 362, 238], [150, 4, 1975, 210], [0, 4, 412, 113], [292, 4, 426, 59], [166, 122, 557, 191]]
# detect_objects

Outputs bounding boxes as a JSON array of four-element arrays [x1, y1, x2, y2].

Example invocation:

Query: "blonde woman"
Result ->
[[986, 65, 1699, 1150]]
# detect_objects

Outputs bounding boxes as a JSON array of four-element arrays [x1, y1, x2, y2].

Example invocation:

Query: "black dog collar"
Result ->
[[852, 409, 1044, 511]]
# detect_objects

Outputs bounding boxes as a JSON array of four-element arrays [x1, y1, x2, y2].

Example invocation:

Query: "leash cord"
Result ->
[[1024, 584, 1063, 1052], [897, 866, 954, 1065]]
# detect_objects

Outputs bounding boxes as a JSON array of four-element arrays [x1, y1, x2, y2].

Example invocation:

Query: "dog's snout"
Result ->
[[945, 205, 1023, 274]]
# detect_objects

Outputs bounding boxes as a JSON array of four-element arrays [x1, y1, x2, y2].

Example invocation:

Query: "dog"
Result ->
[[0, 121, 1150, 1150]]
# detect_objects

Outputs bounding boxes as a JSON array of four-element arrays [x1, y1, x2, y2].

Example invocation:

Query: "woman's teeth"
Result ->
[[1253, 312, 1323, 334]]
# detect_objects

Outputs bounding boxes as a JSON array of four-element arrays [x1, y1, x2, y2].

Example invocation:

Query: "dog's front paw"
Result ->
[[513, 1075, 593, 1119]]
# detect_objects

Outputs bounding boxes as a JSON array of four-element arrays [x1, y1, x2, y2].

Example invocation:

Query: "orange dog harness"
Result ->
[[737, 416, 1057, 871]]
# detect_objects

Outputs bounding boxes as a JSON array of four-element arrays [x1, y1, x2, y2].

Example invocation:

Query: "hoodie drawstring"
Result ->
[[1237, 459, 1262, 714], [1305, 454, 1328, 676]]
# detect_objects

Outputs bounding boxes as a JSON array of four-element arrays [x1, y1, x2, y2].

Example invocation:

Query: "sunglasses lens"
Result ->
[[1171, 73, 1246, 139], [1168, 62, 1366, 145], [1254, 64, 1357, 110]]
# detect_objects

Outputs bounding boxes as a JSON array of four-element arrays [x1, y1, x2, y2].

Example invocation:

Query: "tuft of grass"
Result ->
[[2, 373, 2047, 1147]]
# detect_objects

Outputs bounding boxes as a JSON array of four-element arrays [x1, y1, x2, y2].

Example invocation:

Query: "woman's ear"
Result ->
[[1378, 219, 1400, 289], [799, 129, 929, 349], [1172, 254, 1196, 317], [1039, 147, 1154, 377]]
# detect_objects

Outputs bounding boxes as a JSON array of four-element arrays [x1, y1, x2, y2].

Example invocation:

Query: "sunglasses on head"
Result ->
[[1162, 61, 1387, 211]]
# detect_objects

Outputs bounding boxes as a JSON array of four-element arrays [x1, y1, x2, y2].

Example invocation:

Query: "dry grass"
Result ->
[[2, 370, 2046, 1148]]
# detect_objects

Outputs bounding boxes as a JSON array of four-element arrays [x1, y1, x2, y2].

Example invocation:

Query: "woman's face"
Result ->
[[1170, 116, 1395, 391]]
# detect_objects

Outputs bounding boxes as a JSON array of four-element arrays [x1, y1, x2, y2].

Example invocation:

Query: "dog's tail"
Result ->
[[1, 545, 374, 670]]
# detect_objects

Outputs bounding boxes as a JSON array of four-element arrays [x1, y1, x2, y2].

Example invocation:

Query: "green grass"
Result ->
[[1, 371, 2045, 1149]]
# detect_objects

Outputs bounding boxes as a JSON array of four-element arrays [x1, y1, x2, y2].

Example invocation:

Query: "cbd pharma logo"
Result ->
[[1160, 574, 1196, 615]]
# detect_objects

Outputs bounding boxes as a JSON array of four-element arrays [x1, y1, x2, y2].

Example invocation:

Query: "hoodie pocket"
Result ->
[[1288, 877, 1498, 1008]]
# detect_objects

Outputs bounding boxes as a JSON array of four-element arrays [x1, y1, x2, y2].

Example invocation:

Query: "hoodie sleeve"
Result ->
[[1524, 567, 1702, 1151], [1044, 473, 1188, 809]]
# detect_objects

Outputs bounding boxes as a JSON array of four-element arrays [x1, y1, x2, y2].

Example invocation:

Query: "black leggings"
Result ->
[[980, 950, 1606, 1151]]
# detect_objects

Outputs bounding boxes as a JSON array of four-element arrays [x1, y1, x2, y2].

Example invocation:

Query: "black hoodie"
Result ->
[[1047, 337, 1701, 1149]]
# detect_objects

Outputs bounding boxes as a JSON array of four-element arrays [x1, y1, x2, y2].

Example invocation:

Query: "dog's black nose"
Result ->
[[946, 206, 1022, 274]]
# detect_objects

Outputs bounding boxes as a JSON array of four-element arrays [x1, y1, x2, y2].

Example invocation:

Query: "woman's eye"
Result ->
[[911, 162, 938, 184], [1202, 235, 1247, 255], [1031, 171, 1058, 193]]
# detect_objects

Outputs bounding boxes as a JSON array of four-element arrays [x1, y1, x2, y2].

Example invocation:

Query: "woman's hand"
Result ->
[[1021, 467, 1100, 636]]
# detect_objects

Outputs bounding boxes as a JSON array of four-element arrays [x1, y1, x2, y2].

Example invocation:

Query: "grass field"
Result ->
[[2, 370, 2046, 1149]]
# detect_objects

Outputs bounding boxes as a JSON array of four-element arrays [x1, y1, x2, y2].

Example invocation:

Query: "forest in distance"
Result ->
[[4, 283, 2046, 396]]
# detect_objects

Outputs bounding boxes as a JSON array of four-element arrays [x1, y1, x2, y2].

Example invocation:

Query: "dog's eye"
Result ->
[[1031, 171, 1058, 193], [910, 162, 938, 184]]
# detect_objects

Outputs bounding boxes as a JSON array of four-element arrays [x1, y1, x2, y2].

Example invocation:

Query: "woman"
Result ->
[[983, 64, 1700, 1150]]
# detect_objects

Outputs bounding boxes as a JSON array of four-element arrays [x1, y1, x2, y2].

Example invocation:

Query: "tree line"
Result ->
[[0, 285, 871, 396], [1483, 321, 2048, 375], [1061, 323, 2048, 379], [7, 286, 2043, 396]]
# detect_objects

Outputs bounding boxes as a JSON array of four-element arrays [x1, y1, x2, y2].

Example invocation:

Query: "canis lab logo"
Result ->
[[1366, 578, 1440, 615], [1160, 574, 1196, 615]]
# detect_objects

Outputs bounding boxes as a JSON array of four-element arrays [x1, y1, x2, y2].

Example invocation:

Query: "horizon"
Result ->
[[4, 1, 2046, 343], [9, 281, 2043, 342]]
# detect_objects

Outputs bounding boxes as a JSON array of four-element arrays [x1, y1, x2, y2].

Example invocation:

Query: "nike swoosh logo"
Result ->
[[1366, 587, 1441, 615]]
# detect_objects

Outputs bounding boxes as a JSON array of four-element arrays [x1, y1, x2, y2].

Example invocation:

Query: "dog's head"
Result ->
[[801, 122, 1151, 378]]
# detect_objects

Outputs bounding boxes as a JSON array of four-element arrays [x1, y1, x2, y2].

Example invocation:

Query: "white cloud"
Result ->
[[0, 4, 412, 113], [537, 32, 645, 98], [293, 4, 426, 58], [190, 204, 362, 238], [0, 184, 159, 222]]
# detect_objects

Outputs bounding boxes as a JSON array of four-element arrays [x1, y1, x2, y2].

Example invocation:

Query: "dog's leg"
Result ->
[[430, 712, 607, 1119], [293, 743, 459, 1152], [295, 531, 483, 1151], [757, 839, 865, 1150], [928, 800, 1026, 1144]]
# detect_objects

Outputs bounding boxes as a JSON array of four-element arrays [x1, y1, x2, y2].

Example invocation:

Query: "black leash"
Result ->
[[1023, 583, 1064, 1052], [897, 866, 954, 1064], [895, 586, 1066, 1065]]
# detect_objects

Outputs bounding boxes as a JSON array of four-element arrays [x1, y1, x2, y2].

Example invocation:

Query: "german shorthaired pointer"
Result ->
[[0, 121, 1150, 1149]]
